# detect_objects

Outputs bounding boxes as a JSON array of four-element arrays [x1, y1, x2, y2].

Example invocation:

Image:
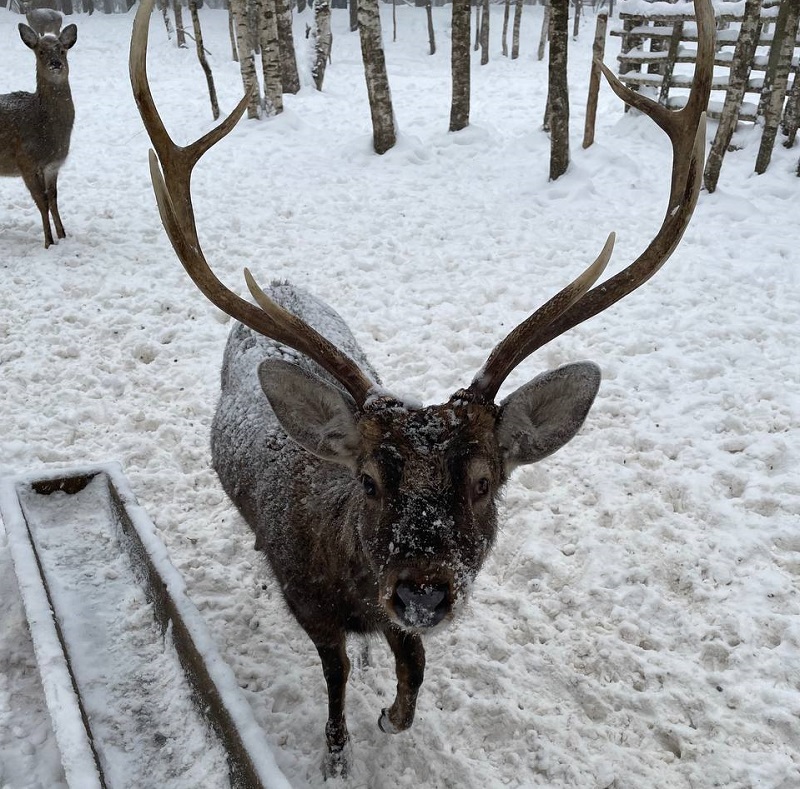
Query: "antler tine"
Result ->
[[469, 0, 713, 403], [130, 0, 376, 406]]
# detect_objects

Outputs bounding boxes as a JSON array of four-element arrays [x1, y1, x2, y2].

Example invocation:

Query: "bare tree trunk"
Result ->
[[172, 0, 187, 47], [275, 0, 300, 94], [474, 1, 481, 51], [357, 0, 397, 153], [582, 11, 607, 149], [349, 0, 358, 32], [479, 0, 489, 65], [188, 0, 220, 120], [229, 4, 239, 61], [160, 0, 173, 39], [257, 0, 283, 115], [572, 0, 581, 39], [425, 0, 436, 55], [311, 0, 332, 90], [548, 0, 569, 180], [704, 0, 762, 192], [502, 0, 510, 57], [511, 0, 523, 59], [537, 0, 549, 61], [755, 0, 800, 174], [449, 0, 471, 131], [230, 0, 262, 117], [393, 0, 397, 43]]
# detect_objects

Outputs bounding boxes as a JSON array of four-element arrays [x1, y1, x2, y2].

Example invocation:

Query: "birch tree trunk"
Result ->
[[275, 0, 300, 94], [502, 0, 510, 57], [311, 0, 332, 90], [548, 0, 569, 180], [230, 0, 262, 118], [449, 0, 471, 131], [229, 5, 239, 61], [704, 0, 762, 192], [358, 0, 397, 154], [479, 0, 489, 65], [425, 0, 436, 55], [172, 0, 187, 48], [189, 0, 220, 120], [511, 0, 523, 59], [258, 0, 283, 116]]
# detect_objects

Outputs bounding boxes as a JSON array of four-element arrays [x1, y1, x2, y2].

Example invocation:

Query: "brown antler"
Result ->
[[468, 0, 714, 403], [129, 0, 377, 406]]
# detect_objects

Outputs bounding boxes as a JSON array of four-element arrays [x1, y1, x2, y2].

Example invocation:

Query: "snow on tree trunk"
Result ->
[[230, 0, 262, 118], [449, 0, 470, 131], [548, 0, 569, 180], [257, 0, 283, 116], [188, 0, 220, 120], [357, 0, 397, 154], [276, 0, 300, 94], [311, 0, 332, 91]]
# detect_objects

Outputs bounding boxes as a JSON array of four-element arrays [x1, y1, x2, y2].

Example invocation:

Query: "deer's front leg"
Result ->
[[315, 639, 351, 778], [379, 627, 425, 733]]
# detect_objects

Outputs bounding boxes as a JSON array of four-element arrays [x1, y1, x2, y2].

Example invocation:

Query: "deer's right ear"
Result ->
[[258, 358, 361, 469], [18, 24, 38, 49]]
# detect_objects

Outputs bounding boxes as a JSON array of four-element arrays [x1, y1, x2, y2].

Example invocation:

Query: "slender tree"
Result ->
[[479, 0, 489, 65], [548, 0, 569, 180], [425, 0, 436, 55], [358, 0, 397, 153], [502, 0, 510, 57], [188, 0, 220, 119], [449, 0, 470, 131], [511, 0, 523, 59], [704, 0, 762, 192], [172, 0, 187, 48]]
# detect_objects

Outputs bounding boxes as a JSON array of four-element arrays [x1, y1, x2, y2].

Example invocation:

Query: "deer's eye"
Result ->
[[361, 474, 377, 497], [473, 477, 491, 500]]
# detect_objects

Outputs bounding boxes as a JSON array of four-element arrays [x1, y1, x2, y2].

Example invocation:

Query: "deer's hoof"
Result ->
[[322, 743, 350, 780], [378, 708, 400, 734]]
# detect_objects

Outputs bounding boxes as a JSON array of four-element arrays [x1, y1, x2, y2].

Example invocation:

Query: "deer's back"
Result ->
[[211, 284, 385, 631], [0, 89, 74, 177]]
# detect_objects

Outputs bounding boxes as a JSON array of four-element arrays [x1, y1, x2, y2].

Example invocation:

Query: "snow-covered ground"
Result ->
[[1, 3, 798, 788]]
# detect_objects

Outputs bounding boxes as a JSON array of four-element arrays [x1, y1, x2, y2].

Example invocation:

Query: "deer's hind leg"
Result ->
[[379, 627, 425, 734], [44, 166, 65, 239]]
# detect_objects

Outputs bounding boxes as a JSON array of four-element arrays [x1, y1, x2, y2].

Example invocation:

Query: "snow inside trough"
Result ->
[[0, 2, 798, 788]]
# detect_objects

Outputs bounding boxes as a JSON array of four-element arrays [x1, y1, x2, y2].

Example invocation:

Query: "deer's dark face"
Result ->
[[19, 23, 77, 85], [355, 399, 505, 631]]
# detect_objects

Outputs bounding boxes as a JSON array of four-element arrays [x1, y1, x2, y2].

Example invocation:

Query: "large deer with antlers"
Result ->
[[131, 0, 713, 777]]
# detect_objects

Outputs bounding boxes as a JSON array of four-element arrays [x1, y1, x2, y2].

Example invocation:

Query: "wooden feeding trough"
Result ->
[[0, 463, 292, 789]]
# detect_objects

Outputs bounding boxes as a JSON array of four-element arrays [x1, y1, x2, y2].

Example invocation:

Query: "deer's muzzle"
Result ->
[[391, 580, 452, 629]]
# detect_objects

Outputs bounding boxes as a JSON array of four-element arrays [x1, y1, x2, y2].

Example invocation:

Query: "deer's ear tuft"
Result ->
[[496, 362, 600, 472], [258, 358, 361, 469]]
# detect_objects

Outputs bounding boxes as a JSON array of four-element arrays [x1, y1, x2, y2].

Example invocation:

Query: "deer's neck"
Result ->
[[36, 74, 74, 117]]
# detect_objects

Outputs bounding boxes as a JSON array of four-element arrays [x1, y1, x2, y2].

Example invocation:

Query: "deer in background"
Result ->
[[131, 0, 713, 777], [0, 23, 77, 248], [25, 8, 63, 37]]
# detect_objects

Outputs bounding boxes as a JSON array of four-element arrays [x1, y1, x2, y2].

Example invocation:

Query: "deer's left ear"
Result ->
[[18, 24, 38, 49], [496, 361, 600, 472], [60, 25, 78, 49]]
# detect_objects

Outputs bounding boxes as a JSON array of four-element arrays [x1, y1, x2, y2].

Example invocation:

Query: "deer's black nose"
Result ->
[[392, 581, 451, 629]]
